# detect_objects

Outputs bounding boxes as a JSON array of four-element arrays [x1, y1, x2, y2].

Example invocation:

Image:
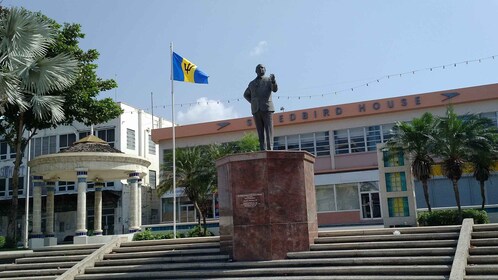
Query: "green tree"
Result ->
[[157, 146, 216, 235], [386, 112, 438, 212], [0, 7, 78, 247], [0, 8, 122, 247], [468, 118, 498, 210], [434, 107, 497, 220], [156, 134, 259, 235]]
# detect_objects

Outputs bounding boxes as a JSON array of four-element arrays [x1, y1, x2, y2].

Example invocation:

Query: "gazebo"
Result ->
[[28, 135, 151, 248]]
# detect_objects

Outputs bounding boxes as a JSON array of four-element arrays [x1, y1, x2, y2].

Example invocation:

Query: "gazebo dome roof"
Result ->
[[60, 135, 123, 154]]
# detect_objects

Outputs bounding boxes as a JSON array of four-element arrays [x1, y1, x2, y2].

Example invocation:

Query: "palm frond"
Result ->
[[29, 94, 65, 122]]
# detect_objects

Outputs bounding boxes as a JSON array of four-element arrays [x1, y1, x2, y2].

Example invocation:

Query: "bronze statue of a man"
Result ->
[[244, 64, 278, 150]]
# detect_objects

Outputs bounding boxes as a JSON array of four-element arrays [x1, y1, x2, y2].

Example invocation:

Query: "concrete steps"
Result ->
[[465, 224, 498, 280], [73, 226, 461, 279], [0, 243, 103, 280]]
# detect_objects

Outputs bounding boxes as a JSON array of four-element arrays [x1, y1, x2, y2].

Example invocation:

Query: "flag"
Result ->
[[172, 52, 209, 84]]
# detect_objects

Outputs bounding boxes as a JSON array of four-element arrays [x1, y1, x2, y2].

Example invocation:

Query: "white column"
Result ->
[[75, 169, 88, 236], [138, 178, 142, 228], [29, 176, 44, 249], [128, 172, 140, 233], [45, 181, 57, 246], [31, 176, 44, 237], [93, 182, 104, 235]]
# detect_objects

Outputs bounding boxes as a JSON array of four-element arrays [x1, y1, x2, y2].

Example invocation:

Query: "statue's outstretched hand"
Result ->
[[270, 74, 276, 83]]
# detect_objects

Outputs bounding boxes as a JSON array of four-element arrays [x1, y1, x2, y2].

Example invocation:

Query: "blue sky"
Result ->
[[5, 1, 498, 124]]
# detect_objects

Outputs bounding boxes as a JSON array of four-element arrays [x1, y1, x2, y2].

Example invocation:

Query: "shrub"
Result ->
[[186, 225, 214, 237], [0, 236, 5, 249], [133, 229, 184, 241], [418, 209, 489, 226]]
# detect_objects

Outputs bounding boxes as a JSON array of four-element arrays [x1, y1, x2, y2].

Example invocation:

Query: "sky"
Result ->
[[4, 1, 498, 125]]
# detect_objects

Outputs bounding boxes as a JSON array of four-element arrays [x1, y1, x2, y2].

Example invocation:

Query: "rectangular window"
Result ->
[[127, 129, 136, 150], [316, 185, 336, 212], [382, 123, 395, 142], [388, 197, 409, 217], [0, 179, 6, 196], [300, 133, 315, 154], [59, 133, 76, 151], [0, 141, 7, 160], [8, 177, 24, 196], [273, 136, 286, 151], [149, 170, 157, 188], [98, 128, 116, 148], [349, 127, 366, 153], [148, 135, 156, 155], [57, 181, 75, 193], [385, 172, 407, 192], [481, 112, 498, 127], [315, 131, 330, 156], [334, 130, 349, 154], [286, 135, 299, 151], [31, 136, 57, 159], [383, 150, 405, 167], [366, 125, 382, 151], [335, 183, 360, 210]]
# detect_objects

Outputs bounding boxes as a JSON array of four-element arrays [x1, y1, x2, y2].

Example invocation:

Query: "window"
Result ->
[[0, 179, 5, 197], [273, 132, 330, 156], [316, 185, 335, 212], [273, 136, 286, 151], [335, 183, 360, 210], [98, 129, 116, 148], [0, 141, 7, 160], [127, 129, 136, 150], [388, 197, 409, 217], [300, 133, 315, 154], [385, 172, 407, 192], [383, 150, 405, 167], [315, 132, 330, 156], [59, 134, 76, 151], [57, 181, 75, 193], [349, 127, 366, 153], [481, 112, 498, 127], [149, 170, 157, 188], [80, 128, 116, 148], [334, 130, 349, 154], [148, 135, 156, 155], [381, 123, 395, 142], [366, 126, 382, 151], [7, 177, 24, 196], [286, 135, 299, 151], [334, 124, 394, 155], [31, 136, 57, 159]]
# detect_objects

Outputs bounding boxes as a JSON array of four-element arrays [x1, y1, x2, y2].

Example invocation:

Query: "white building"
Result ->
[[0, 103, 170, 243]]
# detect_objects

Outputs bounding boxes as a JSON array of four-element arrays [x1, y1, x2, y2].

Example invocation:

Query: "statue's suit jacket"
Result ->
[[243, 76, 277, 114]]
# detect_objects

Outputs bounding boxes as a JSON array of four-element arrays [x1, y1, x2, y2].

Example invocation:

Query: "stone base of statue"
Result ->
[[216, 151, 317, 261]]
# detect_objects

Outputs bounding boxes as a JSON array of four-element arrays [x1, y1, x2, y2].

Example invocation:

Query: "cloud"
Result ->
[[250, 41, 268, 56], [176, 97, 239, 125]]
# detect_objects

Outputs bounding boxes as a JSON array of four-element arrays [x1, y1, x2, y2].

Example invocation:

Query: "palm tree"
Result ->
[[434, 107, 497, 220], [157, 146, 217, 235], [468, 118, 498, 210], [386, 112, 438, 212], [0, 7, 77, 247]]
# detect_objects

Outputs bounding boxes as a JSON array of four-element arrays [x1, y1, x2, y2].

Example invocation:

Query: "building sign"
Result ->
[[246, 95, 425, 127]]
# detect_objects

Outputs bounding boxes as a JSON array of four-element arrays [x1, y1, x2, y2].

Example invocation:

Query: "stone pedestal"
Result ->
[[216, 151, 317, 261]]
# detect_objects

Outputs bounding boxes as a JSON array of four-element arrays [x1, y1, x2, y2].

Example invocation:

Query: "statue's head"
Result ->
[[255, 64, 266, 77]]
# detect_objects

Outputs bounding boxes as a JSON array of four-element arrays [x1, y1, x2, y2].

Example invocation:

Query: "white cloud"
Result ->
[[250, 41, 268, 56], [176, 97, 239, 125]]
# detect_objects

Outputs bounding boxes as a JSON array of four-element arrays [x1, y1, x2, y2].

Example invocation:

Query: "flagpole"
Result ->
[[170, 42, 177, 238]]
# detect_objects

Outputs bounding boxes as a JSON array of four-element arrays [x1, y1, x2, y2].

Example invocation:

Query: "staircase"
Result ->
[[0, 243, 103, 280], [465, 224, 498, 280], [73, 226, 460, 280]]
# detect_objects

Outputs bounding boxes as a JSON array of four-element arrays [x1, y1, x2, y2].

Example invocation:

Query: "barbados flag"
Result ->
[[172, 52, 209, 84]]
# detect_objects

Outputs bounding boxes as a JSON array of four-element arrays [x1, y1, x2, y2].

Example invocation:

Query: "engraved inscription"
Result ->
[[236, 193, 264, 208]]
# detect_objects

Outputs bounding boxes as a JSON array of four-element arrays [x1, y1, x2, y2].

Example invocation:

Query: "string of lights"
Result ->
[[142, 54, 497, 112]]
